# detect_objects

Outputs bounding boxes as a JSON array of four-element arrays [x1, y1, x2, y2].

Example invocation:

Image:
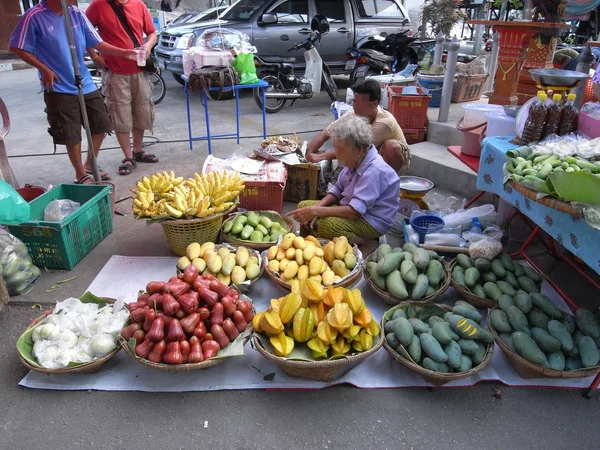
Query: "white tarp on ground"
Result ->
[[19, 256, 598, 391]]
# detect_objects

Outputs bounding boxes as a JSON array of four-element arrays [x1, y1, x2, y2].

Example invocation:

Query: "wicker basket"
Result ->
[[221, 211, 295, 250], [487, 308, 600, 379], [448, 260, 497, 309], [120, 332, 252, 372], [381, 302, 495, 386], [161, 203, 238, 256], [362, 253, 451, 305], [16, 298, 120, 375], [252, 333, 383, 382], [508, 180, 583, 218]]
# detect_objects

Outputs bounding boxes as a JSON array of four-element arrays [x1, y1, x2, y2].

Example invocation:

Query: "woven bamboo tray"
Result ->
[[508, 180, 583, 218], [221, 211, 295, 250], [381, 302, 495, 386], [17, 298, 120, 375], [252, 333, 383, 382], [362, 253, 451, 305], [487, 307, 600, 379], [161, 203, 238, 256], [449, 260, 497, 309]]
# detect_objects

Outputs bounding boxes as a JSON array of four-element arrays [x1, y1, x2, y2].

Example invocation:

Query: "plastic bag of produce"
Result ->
[[0, 229, 40, 296], [231, 52, 259, 85], [0, 179, 30, 224], [468, 237, 503, 260], [43, 199, 80, 222]]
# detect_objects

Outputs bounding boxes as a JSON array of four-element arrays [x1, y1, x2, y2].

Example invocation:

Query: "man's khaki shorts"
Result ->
[[102, 71, 154, 133]]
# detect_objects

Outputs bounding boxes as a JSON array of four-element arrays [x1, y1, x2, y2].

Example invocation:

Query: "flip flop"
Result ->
[[85, 168, 111, 181], [119, 158, 137, 176], [74, 174, 94, 184], [133, 150, 159, 163]]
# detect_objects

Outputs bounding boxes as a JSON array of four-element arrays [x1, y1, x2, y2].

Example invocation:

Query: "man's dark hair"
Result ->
[[351, 79, 381, 103]]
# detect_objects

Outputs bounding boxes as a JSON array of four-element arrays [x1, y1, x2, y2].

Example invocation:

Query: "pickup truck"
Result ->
[[155, 0, 411, 85]]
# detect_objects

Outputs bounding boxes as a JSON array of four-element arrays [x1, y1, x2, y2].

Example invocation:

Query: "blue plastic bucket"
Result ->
[[417, 74, 444, 108]]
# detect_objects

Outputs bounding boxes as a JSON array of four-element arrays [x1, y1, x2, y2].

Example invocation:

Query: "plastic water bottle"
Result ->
[[470, 218, 483, 234]]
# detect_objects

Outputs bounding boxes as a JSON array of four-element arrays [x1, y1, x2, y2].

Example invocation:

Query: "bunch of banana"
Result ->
[[132, 170, 245, 220]]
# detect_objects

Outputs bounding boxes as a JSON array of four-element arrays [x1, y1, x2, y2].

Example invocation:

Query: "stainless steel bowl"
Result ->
[[529, 69, 589, 88], [399, 176, 434, 194], [503, 105, 521, 118]]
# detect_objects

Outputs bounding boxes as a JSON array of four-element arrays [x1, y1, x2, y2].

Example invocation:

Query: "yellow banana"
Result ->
[[188, 191, 196, 209], [174, 196, 186, 212], [165, 204, 183, 218], [142, 176, 151, 190], [136, 181, 148, 193]]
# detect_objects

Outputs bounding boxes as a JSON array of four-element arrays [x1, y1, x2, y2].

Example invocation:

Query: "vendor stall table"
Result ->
[[447, 146, 484, 208], [476, 136, 600, 398], [182, 76, 268, 153]]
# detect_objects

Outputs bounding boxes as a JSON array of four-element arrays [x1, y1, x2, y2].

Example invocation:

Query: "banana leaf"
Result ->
[[547, 172, 600, 205]]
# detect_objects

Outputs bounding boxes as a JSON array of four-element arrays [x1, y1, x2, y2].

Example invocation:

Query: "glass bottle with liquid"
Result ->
[[542, 93, 562, 139], [521, 91, 548, 144], [558, 93, 579, 136]]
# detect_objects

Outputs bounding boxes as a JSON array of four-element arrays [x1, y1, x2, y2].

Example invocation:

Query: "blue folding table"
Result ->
[[182, 75, 268, 153]]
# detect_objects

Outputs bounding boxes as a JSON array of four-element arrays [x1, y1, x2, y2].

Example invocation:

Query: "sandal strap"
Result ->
[[75, 174, 92, 184], [133, 151, 157, 162], [121, 158, 136, 166]]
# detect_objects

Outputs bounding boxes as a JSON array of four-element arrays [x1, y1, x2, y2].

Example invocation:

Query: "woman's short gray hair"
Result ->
[[329, 115, 372, 151]]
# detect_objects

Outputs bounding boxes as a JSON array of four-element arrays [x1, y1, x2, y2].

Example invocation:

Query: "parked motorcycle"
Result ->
[[253, 15, 338, 114]]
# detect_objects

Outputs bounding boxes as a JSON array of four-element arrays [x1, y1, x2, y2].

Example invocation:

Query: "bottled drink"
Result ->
[[558, 93, 579, 136], [470, 218, 483, 234], [542, 93, 562, 139], [521, 91, 548, 144]]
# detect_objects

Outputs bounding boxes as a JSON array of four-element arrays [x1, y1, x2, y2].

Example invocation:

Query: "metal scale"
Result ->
[[398, 176, 434, 216]]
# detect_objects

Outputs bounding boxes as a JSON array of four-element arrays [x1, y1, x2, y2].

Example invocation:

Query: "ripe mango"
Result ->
[[281, 233, 295, 250], [297, 265, 309, 281], [302, 242, 316, 262], [279, 258, 290, 272], [267, 246, 278, 261], [186, 242, 201, 261], [323, 241, 335, 266], [315, 247, 324, 258], [203, 248, 216, 264], [208, 255, 222, 273], [309, 256, 323, 276], [248, 256, 259, 266], [270, 332, 294, 357], [305, 235, 322, 248], [344, 253, 357, 270], [293, 307, 315, 342], [293, 236, 306, 250], [285, 247, 296, 260], [283, 261, 299, 280], [320, 259, 328, 274], [217, 272, 230, 286], [334, 237, 348, 260], [333, 275, 342, 283], [268, 260, 280, 273], [317, 321, 338, 344], [217, 247, 230, 259], [231, 266, 246, 285], [307, 337, 329, 359], [309, 274, 322, 283], [260, 311, 284, 336], [322, 269, 335, 287], [192, 257, 206, 273], [178, 256, 191, 270], [200, 242, 215, 258], [279, 293, 302, 324], [276, 248, 286, 261], [221, 254, 236, 275], [327, 303, 353, 331], [245, 263, 260, 280], [295, 249, 304, 266], [332, 260, 351, 278]]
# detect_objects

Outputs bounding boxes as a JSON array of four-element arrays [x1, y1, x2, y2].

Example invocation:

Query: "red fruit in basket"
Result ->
[[166, 318, 185, 342], [180, 339, 191, 363], [168, 277, 180, 283], [130, 306, 149, 323], [147, 293, 164, 309], [156, 311, 171, 326], [175, 310, 185, 319], [167, 281, 190, 299], [210, 324, 230, 349], [132, 329, 146, 343], [182, 265, 200, 284], [209, 280, 229, 299], [180, 312, 201, 335], [197, 307, 210, 322], [143, 309, 157, 332], [163, 341, 183, 364], [220, 296, 237, 317], [192, 322, 207, 341], [146, 281, 166, 294], [227, 288, 240, 300], [192, 277, 210, 291], [210, 302, 224, 326], [135, 338, 155, 358], [178, 292, 199, 315], [162, 294, 181, 317], [232, 310, 248, 332], [222, 318, 239, 341], [198, 287, 219, 308], [138, 293, 150, 304], [202, 339, 220, 359], [147, 317, 165, 341], [202, 273, 217, 282], [188, 336, 204, 363], [121, 323, 142, 341], [236, 301, 254, 323], [127, 301, 147, 313], [147, 340, 166, 363]]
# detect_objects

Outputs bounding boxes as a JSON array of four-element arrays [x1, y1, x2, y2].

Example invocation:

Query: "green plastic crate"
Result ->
[[8, 184, 113, 270]]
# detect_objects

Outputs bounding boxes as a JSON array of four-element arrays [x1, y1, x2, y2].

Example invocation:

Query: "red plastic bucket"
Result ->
[[16, 184, 46, 202]]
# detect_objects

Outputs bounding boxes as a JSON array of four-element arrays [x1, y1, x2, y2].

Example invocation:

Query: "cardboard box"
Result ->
[[283, 163, 321, 203]]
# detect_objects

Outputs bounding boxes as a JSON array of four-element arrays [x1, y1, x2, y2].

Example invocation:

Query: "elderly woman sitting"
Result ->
[[288, 115, 400, 242]]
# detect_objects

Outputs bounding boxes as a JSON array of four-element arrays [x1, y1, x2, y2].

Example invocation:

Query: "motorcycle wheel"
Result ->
[[254, 74, 286, 114], [149, 72, 166, 105], [322, 65, 338, 102]]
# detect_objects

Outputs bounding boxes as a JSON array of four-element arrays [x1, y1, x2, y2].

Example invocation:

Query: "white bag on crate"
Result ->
[[183, 48, 234, 76]]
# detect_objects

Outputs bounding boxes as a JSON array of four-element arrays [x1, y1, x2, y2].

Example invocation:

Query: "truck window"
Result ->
[[355, 0, 404, 19], [267, 0, 309, 24], [222, 0, 268, 21], [315, 0, 347, 23]]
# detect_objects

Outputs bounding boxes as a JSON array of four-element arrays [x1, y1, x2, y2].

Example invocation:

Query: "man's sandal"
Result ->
[[85, 168, 111, 181], [133, 150, 159, 163], [119, 158, 137, 176], [74, 174, 94, 184]]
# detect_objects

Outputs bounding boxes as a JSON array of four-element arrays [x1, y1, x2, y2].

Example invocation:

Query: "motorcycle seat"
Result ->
[[360, 48, 394, 63], [260, 56, 297, 64]]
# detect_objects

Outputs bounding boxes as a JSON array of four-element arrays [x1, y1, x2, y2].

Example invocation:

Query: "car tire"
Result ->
[[172, 73, 186, 86]]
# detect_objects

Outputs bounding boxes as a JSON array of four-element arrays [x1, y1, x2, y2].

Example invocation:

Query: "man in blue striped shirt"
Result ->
[[10, 0, 138, 184]]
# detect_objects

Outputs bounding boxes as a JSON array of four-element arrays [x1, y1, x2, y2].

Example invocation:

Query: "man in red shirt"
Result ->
[[86, 0, 159, 176]]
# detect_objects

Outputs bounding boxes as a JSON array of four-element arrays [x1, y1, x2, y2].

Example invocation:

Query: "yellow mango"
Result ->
[[285, 247, 296, 260], [333, 237, 348, 260], [301, 279, 323, 302], [293, 236, 306, 250], [353, 308, 373, 327], [320, 259, 328, 274], [317, 321, 338, 344], [333, 275, 341, 283], [279, 293, 302, 324], [217, 272, 231, 286], [221, 254, 236, 275], [267, 245, 278, 261], [235, 247, 249, 267], [245, 263, 260, 280], [270, 332, 294, 357], [315, 247, 324, 258], [321, 269, 335, 287], [252, 312, 265, 332], [217, 247, 231, 259], [305, 235, 322, 248], [297, 265, 309, 281], [261, 311, 284, 336], [327, 303, 353, 331], [200, 242, 215, 258], [295, 248, 304, 266], [279, 258, 290, 272], [346, 245, 354, 254], [192, 257, 206, 273], [248, 256, 259, 266], [302, 242, 316, 262], [202, 248, 217, 264], [307, 337, 329, 359], [230, 266, 246, 285], [283, 260, 299, 280], [344, 253, 357, 270], [331, 335, 351, 356], [177, 256, 191, 270], [309, 256, 323, 276], [208, 255, 223, 273], [323, 241, 335, 266], [186, 242, 201, 260], [309, 275, 322, 283], [276, 248, 286, 261], [268, 260, 280, 273], [281, 233, 295, 250], [332, 260, 351, 278], [292, 307, 315, 342]]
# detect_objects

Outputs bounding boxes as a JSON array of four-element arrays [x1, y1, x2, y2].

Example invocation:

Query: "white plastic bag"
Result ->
[[468, 238, 503, 260], [462, 224, 503, 245], [441, 204, 497, 232], [44, 199, 80, 222], [0, 229, 40, 296]]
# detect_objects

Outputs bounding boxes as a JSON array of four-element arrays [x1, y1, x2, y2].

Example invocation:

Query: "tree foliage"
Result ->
[[421, 0, 468, 37]]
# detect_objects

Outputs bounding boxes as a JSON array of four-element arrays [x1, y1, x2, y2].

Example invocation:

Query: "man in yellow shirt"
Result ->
[[306, 79, 411, 173]]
